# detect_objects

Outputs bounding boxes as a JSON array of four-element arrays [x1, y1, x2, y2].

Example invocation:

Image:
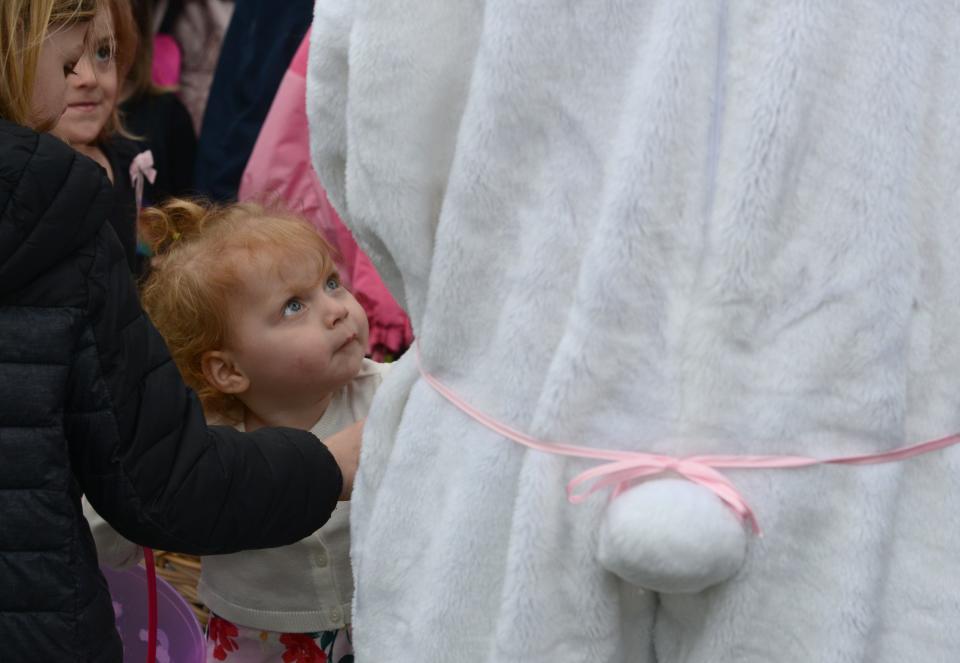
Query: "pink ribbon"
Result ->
[[415, 344, 960, 534], [129, 150, 157, 211]]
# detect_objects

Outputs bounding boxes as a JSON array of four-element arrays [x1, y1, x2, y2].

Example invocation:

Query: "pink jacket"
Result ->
[[239, 33, 413, 360]]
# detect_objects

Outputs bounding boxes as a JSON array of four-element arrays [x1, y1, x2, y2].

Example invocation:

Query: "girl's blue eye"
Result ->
[[282, 299, 304, 317], [325, 275, 341, 292], [94, 44, 113, 64]]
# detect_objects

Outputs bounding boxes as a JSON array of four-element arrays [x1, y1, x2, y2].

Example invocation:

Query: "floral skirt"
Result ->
[[206, 614, 353, 663]]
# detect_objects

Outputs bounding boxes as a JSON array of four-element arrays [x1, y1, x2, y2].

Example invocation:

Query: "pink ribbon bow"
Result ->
[[129, 150, 157, 211], [415, 344, 960, 535]]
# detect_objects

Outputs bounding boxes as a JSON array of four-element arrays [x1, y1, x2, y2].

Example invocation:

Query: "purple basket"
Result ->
[[100, 564, 205, 663]]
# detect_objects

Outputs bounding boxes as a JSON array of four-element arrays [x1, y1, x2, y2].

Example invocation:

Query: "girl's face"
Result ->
[[30, 23, 89, 131], [54, 10, 118, 146], [222, 251, 369, 417]]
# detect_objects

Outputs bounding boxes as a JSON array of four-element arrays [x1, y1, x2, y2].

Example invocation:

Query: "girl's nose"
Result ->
[[72, 54, 97, 88], [324, 299, 349, 328]]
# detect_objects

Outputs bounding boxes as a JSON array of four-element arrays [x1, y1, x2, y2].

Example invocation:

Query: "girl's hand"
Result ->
[[324, 419, 364, 500]]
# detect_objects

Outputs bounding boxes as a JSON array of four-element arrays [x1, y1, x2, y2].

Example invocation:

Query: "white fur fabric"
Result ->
[[308, 1, 960, 661]]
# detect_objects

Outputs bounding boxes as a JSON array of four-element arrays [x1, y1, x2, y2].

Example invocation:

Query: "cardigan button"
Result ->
[[315, 550, 328, 567], [329, 607, 342, 623]]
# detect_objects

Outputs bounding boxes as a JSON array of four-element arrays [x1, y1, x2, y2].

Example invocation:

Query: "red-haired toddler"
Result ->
[[141, 199, 388, 662]]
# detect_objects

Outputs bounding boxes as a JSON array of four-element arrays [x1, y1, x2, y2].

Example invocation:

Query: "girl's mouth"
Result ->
[[67, 102, 99, 112]]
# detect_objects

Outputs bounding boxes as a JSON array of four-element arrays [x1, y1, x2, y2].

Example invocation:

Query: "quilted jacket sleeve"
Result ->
[[69, 226, 343, 555]]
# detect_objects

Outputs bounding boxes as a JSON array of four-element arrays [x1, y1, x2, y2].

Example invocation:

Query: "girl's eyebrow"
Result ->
[[56, 38, 87, 62]]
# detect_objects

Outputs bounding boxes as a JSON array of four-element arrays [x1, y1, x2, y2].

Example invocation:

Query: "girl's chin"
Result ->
[[55, 120, 101, 143], [57, 130, 99, 148]]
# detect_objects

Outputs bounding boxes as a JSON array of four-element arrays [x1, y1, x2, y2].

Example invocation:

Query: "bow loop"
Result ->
[[567, 453, 761, 534], [129, 150, 157, 211]]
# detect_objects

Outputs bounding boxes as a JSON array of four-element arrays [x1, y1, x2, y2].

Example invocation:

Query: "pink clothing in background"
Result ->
[[239, 33, 413, 360], [151, 34, 182, 88]]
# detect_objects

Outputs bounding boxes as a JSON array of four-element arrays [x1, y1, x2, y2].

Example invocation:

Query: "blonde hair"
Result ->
[[97, 0, 139, 140], [0, 0, 99, 127], [140, 198, 338, 421]]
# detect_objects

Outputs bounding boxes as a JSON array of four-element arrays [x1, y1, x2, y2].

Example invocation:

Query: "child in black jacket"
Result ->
[[0, 2, 361, 661]]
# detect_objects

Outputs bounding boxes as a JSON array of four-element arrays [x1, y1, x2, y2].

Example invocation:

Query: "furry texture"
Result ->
[[308, 1, 960, 661]]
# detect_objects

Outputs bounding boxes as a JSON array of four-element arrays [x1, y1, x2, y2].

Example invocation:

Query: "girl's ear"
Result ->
[[201, 350, 250, 395]]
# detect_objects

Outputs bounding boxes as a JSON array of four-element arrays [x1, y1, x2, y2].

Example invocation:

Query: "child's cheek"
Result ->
[[294, 353, 331, 376]]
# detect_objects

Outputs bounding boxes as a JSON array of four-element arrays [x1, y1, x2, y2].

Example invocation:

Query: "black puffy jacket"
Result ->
[[0, 121, 342, 661]]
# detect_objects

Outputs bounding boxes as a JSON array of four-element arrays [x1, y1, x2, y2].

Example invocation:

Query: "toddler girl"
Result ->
[[140, 198, 388, 663]]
